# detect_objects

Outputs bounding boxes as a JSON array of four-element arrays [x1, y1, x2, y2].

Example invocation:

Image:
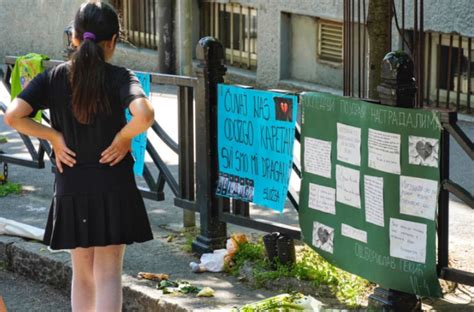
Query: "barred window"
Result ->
[[201, 1, 258, 70], [318, 20, 343, 63], [112, 0, 158, 50]]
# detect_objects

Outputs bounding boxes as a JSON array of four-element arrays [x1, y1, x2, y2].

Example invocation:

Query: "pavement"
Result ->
[[0, 79, 473, 311]]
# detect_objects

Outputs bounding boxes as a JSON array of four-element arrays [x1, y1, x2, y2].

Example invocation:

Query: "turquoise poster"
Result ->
[[125, 72, 151, 176], [216, 84, 298, 212]]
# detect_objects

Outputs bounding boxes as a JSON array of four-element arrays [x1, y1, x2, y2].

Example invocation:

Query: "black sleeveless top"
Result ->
[[17, 61, 147, 165]]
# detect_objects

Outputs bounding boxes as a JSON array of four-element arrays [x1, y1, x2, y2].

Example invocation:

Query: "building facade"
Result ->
[[0, 0, 472, 111]]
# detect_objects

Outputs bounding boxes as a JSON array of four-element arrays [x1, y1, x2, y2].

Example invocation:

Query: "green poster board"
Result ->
[[299, 92, 442, 297]]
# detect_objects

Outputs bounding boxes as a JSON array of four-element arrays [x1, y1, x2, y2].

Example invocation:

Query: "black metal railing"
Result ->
[[200, 1, 258, 70], [343, 0, 474, 291], [343, 0, 473, 113], [438, 112, 474, 286], [112, 0, 158, 50], [0, 56, 196, 210]]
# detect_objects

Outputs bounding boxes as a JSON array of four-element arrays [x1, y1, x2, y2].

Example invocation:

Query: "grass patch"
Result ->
[[228, 240, 372, 308], [179, 227, 200, 253], [0, 181, 22, 197]]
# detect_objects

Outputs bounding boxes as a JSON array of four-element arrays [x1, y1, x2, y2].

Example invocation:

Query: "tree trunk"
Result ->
[[367, 0, 391, 99]]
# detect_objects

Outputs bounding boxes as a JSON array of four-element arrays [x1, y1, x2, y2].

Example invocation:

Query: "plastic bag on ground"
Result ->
[[199, 248, 227, 272]]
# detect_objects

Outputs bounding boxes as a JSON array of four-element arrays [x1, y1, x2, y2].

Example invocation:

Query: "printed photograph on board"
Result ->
[[408, 136, 439, 168], [313, 221, 334, 254], [274, 97, 294, 122]]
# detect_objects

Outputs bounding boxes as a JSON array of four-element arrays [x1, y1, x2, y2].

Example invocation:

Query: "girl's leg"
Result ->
[[93, 244, 126, 312], [70, 247, 96, 312]]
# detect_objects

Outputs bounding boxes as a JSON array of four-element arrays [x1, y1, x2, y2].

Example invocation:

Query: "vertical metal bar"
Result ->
[[142, 0, 146, 47], [342, 1, 347, 95], [230, 4, 234, 65], [252, 9, 257, 56], [456, 35, 462, 110], [127, 0, 133, 44], [437, 124, 450, 273], [358, 0, 361, 98], [469, 38, 472, 113], [402, 0, 405, 50], [216, 4, 220, 39], [210, 3, 214, 37], [153, 0, 157, 48], [362, 0, 366, 98], [351, 0, 355, 97], [123, 0, 128, 36], [436, 33, 442, 107], [414, 0, 418, 106], [239, 5, 243, 67], [132, 0, 136, 45], [247, 7, 251, 69], [419, 0, 424, 107], [345, 0, 351, 96], [426, 32, 432, 106], [387, 0, 392, 52], [147, 0, 151, 48], [219, 4, 225, 51], [178, 86, 195, 205], [447, 34, 453, 108]]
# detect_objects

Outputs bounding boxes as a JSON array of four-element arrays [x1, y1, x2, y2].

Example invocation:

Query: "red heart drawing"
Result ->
[[280, 102, 288, 114]]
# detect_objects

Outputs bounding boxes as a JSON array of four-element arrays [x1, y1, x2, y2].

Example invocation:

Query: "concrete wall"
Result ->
[[0, 0, 83, 63], [192, 0, 346, 89], [399, 0, 473, 37], [286, 14, 345, 89], [194, 0, 473, 91], [0, 0, 159, 73]]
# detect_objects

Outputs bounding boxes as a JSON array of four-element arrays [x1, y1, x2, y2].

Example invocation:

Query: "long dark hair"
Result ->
[[70, 2, 120, 124]]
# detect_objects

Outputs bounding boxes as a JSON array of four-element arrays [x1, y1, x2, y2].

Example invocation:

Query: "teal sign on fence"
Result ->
[[216, 84, 298, 212], [125, 72, 151, 176]]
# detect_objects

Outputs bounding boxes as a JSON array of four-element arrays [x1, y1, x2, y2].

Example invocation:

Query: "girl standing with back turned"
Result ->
[[5, 2, 155, 311]]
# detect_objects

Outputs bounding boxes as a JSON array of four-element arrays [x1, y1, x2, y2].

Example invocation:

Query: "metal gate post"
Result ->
[[192, 37, 228, 254], [368, 51, 421, 311]]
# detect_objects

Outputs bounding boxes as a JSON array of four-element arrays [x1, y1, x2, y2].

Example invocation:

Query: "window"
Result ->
[[318, 20, 343, 63], [201, 2, 258, 70], [112, 0, 158, 50], [425, 32, 473, 110]]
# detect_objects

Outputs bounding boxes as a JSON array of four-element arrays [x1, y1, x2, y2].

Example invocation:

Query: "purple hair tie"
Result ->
[[83, 32, 96, 41]]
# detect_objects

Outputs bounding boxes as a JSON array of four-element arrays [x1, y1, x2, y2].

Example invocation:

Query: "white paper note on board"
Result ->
[[308, 183, 336, 215], [390, 218, 427, 264], [336, 165, 361, 208], [304, 137, 332, 178], [400, 176, 438, 220], [368, 129, 401, 174], [364, 175, 385, 227], [337, 123, 361, 166], [341, 223, 367, 243]]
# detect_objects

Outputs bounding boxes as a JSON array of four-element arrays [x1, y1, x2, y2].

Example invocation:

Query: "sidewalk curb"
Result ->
[[0, 236, 190, 312]]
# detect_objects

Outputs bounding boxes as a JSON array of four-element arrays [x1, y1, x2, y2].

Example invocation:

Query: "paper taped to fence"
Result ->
[[216, 84, 298, 212], [125, 72, 151, 176], [298, 92, 442, 297]]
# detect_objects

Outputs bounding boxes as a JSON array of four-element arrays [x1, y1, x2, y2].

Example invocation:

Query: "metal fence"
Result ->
[[343, 0, 474, 289], [0, 56, 196, 210], [112, 0, 158, 50], [200, 1, 258, 70], [343, 0, 473, 113]]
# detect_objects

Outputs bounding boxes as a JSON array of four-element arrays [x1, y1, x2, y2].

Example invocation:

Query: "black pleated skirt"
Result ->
[[43, 160, 154, 250]]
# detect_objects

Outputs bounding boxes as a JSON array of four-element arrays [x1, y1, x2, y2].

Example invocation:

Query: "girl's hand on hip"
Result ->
[[51, 131, 76, 173], [100, 132, 131, 166]]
